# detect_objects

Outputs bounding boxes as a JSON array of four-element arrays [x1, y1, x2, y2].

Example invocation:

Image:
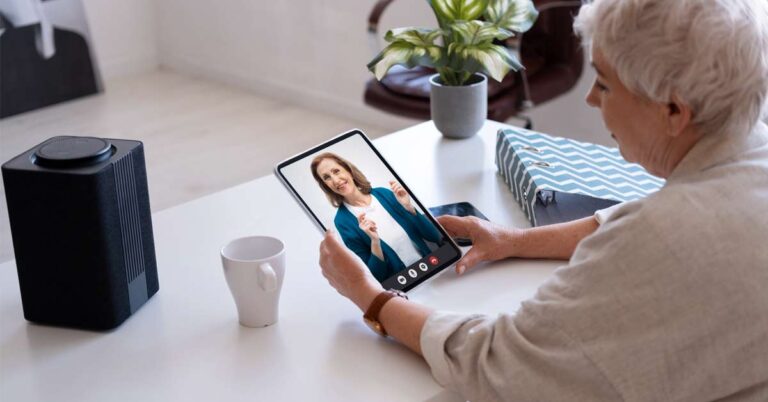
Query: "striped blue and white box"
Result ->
[[496, 127, 665, 227]]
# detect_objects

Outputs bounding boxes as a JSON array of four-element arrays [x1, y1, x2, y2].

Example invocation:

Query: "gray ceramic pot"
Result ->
[[430, 73, 487, 139]]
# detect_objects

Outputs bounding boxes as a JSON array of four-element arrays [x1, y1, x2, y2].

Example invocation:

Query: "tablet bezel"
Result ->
[[274, 129, 462, 292]]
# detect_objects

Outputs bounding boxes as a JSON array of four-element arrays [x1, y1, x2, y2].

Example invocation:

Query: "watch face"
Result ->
[[389, 289, 409, 300]]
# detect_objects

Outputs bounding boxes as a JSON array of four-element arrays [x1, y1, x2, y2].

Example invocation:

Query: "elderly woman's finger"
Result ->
[[455, 247, 482, 275], [324, 230, 342, 246], [437, 215, 472, 237]]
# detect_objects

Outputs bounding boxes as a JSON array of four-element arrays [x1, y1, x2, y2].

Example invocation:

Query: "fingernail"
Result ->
[[457, 265, 466, 275]]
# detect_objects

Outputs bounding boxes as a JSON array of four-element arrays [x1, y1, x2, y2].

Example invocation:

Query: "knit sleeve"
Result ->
[[420, 308, 620, 401]]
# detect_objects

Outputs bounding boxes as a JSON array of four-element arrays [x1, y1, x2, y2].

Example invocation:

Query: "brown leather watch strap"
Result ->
[[364, 289, 408, 336]]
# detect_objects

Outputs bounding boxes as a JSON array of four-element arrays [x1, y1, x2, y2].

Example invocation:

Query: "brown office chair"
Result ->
[[364, 0, 584, 127]]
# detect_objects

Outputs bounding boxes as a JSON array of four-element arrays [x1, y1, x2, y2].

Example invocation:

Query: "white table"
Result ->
[[0, 121, 561, 402]]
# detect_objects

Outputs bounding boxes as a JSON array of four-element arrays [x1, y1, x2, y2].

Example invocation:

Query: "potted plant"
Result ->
[[367, 0, 538, 138]]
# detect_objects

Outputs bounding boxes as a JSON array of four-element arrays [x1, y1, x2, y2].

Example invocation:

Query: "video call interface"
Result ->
[[279, 133, 458, 290]]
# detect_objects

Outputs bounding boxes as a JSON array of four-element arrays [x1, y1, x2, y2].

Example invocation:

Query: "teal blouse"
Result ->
[[334, 187, 442, 281]]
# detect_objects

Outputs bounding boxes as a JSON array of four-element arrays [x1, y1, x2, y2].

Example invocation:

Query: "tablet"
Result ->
[[275, 129, 462, 292]]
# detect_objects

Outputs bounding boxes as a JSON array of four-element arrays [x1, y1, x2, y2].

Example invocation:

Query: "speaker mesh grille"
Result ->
[[114, 154, 146, 283]]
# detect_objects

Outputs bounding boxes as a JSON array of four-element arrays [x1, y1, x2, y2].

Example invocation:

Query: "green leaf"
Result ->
[[426, 0, 449, 29], [367, 28, 444, 80], [430, 0, 489, 23], [384, 27, 443, 45], [447, 42, 522, 82], [451, 20, 514, 44], [484, 0, 539, 33]]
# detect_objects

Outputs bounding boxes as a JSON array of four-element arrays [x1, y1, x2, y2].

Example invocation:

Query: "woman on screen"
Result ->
[[311, 152, 441, 281]]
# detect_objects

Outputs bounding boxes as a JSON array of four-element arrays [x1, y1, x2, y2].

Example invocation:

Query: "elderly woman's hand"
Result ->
[[319, 231, 384, 311], [437, 215, 524, 275]]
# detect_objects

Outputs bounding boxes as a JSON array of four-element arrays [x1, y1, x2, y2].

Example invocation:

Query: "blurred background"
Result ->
[[0, 0, 611, 262]]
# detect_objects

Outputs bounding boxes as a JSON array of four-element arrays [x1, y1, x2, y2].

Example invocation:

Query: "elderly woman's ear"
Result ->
[[664, 94, 693, 138]]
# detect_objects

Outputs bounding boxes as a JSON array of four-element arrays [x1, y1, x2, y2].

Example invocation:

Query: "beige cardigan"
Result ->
[[421, 122, 768, 401]]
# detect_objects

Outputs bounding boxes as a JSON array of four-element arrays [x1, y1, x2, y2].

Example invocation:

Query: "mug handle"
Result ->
[[257, 263, 278, 292]]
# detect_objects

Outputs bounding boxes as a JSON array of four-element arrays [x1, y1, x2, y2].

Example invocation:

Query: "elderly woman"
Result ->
[[319, 0, 768, 400]]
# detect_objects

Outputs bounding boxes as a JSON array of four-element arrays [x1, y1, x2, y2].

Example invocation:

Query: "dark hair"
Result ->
[[311, 152, 372, 207]]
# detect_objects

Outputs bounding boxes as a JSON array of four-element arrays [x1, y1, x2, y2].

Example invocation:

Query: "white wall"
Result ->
[[155, 0, 432, 130], [76, 0, 627, 138], [526, 66, 613, 147], [82, 0, 158, 79]]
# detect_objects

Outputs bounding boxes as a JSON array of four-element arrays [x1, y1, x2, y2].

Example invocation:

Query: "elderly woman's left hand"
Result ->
[[389, 181, 416, 214], [319, 231, 384, 311]]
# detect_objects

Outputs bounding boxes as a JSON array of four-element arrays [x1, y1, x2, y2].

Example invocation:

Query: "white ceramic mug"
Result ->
[[220, 236, 285, 327]]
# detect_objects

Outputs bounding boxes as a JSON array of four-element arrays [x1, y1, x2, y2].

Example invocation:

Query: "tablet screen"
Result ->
[[276, 130, 461, 292]]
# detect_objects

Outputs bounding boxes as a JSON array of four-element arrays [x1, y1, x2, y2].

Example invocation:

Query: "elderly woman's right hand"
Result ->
[[437, 215, 524, 275], [319, 231, 384, 311]]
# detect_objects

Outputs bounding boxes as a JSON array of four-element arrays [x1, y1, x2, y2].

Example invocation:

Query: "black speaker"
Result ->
[[2, 136, 159, 330]]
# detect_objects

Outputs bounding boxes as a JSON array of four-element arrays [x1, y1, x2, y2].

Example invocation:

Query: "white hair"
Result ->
[[574, 0, 768, 136]]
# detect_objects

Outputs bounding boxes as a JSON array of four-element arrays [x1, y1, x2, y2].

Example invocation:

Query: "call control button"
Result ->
[[408, 269, 418, 278], [418, 262, 428, 272], [397, 275, 407, 285], [429, 256, 439, 265]]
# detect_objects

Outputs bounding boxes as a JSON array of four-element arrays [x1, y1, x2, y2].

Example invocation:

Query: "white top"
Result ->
[[345, 195, 422, 266], [420, 122, 768, 401]]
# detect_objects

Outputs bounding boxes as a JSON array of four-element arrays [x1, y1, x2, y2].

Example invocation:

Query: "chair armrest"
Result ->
[[517, 0, 584, 108], [368, 0, 396, 33], [367, 0, 397, 58], [534, 0, 583, 13]]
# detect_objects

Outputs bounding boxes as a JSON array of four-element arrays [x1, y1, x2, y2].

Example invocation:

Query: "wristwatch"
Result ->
[[363, 289, 408, 337]]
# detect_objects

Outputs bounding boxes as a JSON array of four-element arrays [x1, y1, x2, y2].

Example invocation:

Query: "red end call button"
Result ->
[[428, 256, 439, 265]]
